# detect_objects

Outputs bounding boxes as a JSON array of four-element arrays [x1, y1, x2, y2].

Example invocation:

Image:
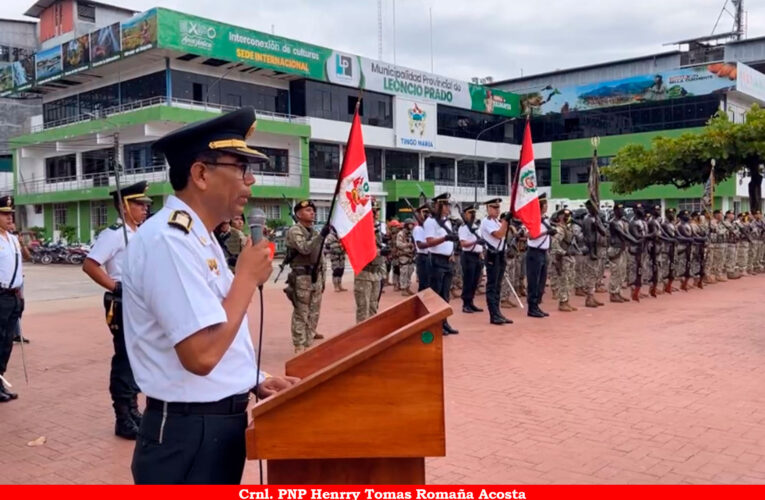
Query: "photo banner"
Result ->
[[121, 9, 158, 57], [35, 45, 62, 83], [521, 63, 739, 116], [90, 22, 122, 67], [63, 34, 90, 76]]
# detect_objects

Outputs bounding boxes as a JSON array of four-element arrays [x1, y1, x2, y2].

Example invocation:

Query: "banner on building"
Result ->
[[121, 9, 158, 57], [520, 63, 739, 116], [35, 45, 62, 83], [736, 62, 765, 104], [90, 22, 122, 67], [0, 67, 13, 93], [394, 97, 437, 152], [63, 34, 90, 76]]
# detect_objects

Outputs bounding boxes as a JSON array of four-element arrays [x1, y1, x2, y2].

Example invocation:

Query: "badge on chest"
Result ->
[[207, 258, 220, 275]]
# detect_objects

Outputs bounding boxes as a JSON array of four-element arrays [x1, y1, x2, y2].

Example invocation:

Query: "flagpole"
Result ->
[[710, 158, 716, 212]]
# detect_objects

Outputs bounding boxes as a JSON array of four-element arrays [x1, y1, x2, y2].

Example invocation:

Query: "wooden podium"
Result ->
[[245, 289, 451, 484]]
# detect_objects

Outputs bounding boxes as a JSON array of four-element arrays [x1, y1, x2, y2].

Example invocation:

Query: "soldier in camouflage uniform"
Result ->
[[550, 209, 578, 312], [754, 210, 765, 273], [324, 227, 348, 292], [723, 210, 739, 279], [572, 210, 588, 298], [355, 202, 386, 323], [748, 212, 761, 275], [700, 211, 716, 284], [675, 210, 696, 290], [608, 203, 636, 303], [582, 200, 607, 307], [500, 219, 520, 308], [285, 200, 328, 353], [450, 217, 463, 298], [710, 210, 727, 282], [735, 212, 751, 276], [387, 221, 401, 290], [396, 218, 416, 295]]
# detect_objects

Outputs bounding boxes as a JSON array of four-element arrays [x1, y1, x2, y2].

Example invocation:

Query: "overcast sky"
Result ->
[[3, 0, 764, 82]]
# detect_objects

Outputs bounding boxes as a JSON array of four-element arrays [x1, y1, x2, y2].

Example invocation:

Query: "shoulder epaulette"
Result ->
[[168, 210, 193, 234], [108, 223, 123, 230]]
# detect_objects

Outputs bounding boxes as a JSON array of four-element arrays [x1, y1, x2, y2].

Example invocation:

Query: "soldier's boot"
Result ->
[[393, 282, 400, 291], [519, 287, 527, 297], [716, 274, 728, 282], [649, 285, 657, 298], [696, 278, 704, 289], [558, 301, 576, 312], [631, 287, 640, 302], [585, 294, 599, 308], [128, 396, 142, 427], [501, 299, 516, 309], [332, 278, 341, 292], [609, 293, 625, 303], [664, 280, 673, 294], [294, 345, 305, 354], [313, 332, 325, 340], [338, 284, 349, 291], [728, 271, 741, 280], [593, 295, 605, 306], [551, 289, 558, 300], [401, 288, 415, 297], [114, 402, 139, 440], [575, 288, 586, 297], [596, 285, 608, 293], [680, 278, 690, 291]]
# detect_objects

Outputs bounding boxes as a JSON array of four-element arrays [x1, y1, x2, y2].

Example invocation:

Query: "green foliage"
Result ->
[[57, 224, 77, 243], [605, 104, 765, 195], [27, 226, 46, 240], [266, 218, 288, 230]]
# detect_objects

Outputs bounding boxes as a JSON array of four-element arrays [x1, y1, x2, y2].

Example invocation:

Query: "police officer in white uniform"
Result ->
[[123, 107, 297, 484], [480, 198, 513, 325], [412, 204, 431, 291], [82, 181, 152, 439], [0, 196, 23, 402], [424, 193, 459, 335], [458, 204, 484, 314]]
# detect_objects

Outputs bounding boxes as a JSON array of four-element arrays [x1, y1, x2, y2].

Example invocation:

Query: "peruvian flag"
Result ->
[[329, 106, 377, 274], [510, 119, 542, 239]]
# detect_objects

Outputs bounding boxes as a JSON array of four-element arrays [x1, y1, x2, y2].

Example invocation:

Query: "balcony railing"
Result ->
[[487, 184, 509, 196], [30, 96, 308, 133], [17, 164, 303, 195]]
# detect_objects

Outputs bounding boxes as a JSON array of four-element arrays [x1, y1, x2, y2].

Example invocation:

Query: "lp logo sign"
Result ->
[[336, 54, 352, 78], [181, 20, 217, 40]]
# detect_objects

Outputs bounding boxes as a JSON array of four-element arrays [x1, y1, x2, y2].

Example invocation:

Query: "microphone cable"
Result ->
[[255, 284, 265, 485]]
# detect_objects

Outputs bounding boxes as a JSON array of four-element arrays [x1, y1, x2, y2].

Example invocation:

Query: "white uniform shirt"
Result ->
[[86, 222, 136, 281], [123, 195, 264, 402], [412, 225, 428, 254], [458, 224, 484, 253], [528, 217, 551, 250], [0, 231, 22, 289], [479, 217, 505, 252], [424, 217, 454, 256]]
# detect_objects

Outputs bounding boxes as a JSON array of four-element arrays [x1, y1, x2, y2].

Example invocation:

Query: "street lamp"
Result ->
[[473, 117, 515, 202]]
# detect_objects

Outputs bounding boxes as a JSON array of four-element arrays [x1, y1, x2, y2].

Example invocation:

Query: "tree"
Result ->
[[604, 104, 765, 211]]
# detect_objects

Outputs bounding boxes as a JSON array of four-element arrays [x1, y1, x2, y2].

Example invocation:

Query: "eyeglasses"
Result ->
[[204, 161, 259, 179]]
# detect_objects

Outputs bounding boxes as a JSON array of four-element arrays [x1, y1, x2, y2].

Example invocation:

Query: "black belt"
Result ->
[[528, 246, 548, 252], [430, 254, 450, 260], [0, 287, 20, 296], [146, 393, 250, 415], [463, 251, 481, 257]]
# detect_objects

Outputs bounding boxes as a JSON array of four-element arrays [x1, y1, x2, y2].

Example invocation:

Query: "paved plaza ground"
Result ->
[[2, 263, 765, 484]]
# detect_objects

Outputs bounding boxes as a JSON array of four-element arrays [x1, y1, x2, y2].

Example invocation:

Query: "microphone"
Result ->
[[248, 208, 267, 245]]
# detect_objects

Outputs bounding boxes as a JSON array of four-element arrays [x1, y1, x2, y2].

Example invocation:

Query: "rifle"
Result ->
[[416, 185, 458, 242], [680, 227, 693, 291], [665, 238, 676, 294], [631, 237, 644, 301], [274, 195, 300, 283], [697, 236, 706, 288], [402, 197, 424, 226], [455, 203, 488, 252]]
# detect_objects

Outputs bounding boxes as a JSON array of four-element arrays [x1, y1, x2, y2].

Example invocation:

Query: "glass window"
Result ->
[[78, 2, 96, 22], [45, 154, 76, 182], [81, 148, 113, 181], [124, 142, 165, 173], [457, 160, 484, 187], [90, 200, 109, 230], [385, 151, 419, 180], [172, 70, 288, 113], [254, 147, 288, 175], [437, 105, 512, 143], [53, 203, 68, 227], [559, 156, 612, 184], [535, 159, 551, 187], [487, 162, 509, 195], [253, 204, 281, 220], [365, 148, 383, 182], [309, 142, 340, 179], [120, 71, 165, 104], [425, 156, 455, 184], [295, 80, 392, 127], [677, 198, 703, 213]]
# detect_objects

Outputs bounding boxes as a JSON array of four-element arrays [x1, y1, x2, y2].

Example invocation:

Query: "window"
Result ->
[[365, 148, 383, 182], [90, 201, 109, 230], [385, 151, 419, 180], [254, 147, 288, 175], [677, 198, 703, 213], [315, 204, 331, 223], [457, 160, 484, 187], [53, 203, 68, 227], [535, 159, 551, 187], [45, 154, 76, 182], [292, 80, 392, 127], [487, 162, 509, 195], [559, 156, 612, 184], [254, 204, 281, 220], [120, 72, 166, 104], [172, 70, 288, 113], [192, 82, 206, 102], [124, 142, 165, 172], [77, 2, 96, 22], [425, 156, 455, 184], [309, 142, 340, 179], [0, 45, 8, 63], [437, 105, 512, 143], [81, 148, 113, 183]]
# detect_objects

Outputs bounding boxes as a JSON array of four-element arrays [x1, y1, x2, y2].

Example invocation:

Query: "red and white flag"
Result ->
[[329, 107, 377, 274], [510, 119, 542, 238]]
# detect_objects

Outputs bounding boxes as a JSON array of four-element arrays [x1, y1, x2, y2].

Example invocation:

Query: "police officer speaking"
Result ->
[[123, 107, 297, 484], [82, 181, 152, 439]]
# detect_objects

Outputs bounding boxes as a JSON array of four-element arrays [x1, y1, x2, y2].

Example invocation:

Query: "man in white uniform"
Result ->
[[412, 204, 431, 291], [424, 193, 459, 335], [123, 107, 296, 484], [83, 181, 152, 439], [0, 196, 24, 402]]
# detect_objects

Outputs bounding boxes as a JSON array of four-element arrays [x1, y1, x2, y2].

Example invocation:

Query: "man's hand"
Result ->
[[547, 227, 558, 236], [256, 375, 300, 399], [320, 224, 331, 238], [235, 239, 273, 286]]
